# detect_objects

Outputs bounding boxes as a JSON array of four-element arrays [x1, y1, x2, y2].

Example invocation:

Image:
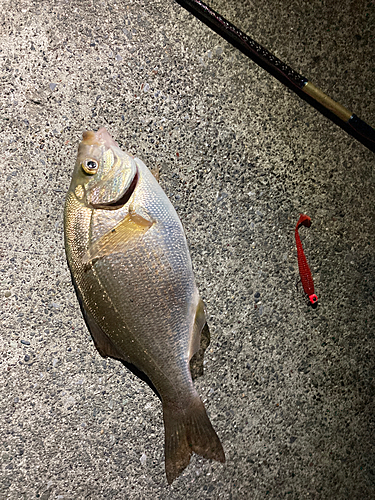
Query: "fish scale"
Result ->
[[64, 127, 225, 483]]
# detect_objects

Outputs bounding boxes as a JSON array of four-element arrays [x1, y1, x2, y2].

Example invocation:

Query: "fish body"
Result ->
[[64, 128, 224, 483]]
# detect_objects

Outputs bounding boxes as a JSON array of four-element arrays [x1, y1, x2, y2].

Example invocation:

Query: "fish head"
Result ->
[[69, 128, 137, 208]]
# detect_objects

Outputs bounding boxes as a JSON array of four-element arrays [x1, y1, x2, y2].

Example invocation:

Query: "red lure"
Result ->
[[295, 214, 318, 305]]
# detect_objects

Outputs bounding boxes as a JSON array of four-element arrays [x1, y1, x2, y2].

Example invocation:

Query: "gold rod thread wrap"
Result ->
[[303, 81, 352, 122]]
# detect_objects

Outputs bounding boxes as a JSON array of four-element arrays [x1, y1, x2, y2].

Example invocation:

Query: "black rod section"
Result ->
[[175, 0, 375, 153]]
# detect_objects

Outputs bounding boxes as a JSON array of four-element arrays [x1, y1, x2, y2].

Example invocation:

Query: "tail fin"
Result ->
[[163, 397, 225, 484]]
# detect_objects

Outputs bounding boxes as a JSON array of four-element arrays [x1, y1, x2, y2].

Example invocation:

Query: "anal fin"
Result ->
[[69, 270, 129, 361], [80, 298, 131, 362], [72, 276, 161, 398]]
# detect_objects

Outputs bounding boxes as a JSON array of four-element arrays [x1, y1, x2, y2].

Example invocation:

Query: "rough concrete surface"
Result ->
[[0, 0, 374, 498]]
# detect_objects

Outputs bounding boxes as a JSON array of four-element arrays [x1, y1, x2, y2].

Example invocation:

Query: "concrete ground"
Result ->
[[0, 0, 374, 498]]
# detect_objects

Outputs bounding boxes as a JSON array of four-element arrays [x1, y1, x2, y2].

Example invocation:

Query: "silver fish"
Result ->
[[64, 128, 225, 483]]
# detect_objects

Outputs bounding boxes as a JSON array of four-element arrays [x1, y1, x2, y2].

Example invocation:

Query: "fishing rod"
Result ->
[[175, 0, 375, 153]]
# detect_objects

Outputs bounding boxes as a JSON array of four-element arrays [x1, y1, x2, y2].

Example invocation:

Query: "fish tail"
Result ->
[[163, 396, 225, 484]]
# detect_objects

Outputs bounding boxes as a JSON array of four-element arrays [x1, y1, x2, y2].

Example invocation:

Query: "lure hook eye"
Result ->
[[309, 294, 318, 305]]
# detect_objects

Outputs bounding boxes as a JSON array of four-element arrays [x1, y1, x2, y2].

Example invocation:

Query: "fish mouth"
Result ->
[[81, 127, 138, 210], [81, 127, 120, 149], [90, 168, 139, 209]]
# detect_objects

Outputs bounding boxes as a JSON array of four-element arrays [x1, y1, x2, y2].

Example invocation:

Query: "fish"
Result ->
[[63, 128, 225, 483]]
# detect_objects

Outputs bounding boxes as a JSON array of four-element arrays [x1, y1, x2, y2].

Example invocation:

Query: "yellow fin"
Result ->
[[83, 211, 154, 264]]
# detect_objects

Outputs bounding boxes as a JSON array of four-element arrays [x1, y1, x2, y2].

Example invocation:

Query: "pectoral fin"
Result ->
[[83, 210, 154, 264]]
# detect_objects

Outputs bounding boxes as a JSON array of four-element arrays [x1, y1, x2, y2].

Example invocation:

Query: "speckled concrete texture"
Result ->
[[1, 0, 374, 498]]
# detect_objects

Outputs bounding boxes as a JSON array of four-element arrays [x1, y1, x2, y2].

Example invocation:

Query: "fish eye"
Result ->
[[82, 158, 99, 175]]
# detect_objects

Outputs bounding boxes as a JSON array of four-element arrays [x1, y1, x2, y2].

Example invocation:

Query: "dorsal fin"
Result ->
[[189, 298, 206, 359], [189, 299, 211, 379]]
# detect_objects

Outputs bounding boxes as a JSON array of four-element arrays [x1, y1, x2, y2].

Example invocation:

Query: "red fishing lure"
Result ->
[[295, 214, 318, 305]]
